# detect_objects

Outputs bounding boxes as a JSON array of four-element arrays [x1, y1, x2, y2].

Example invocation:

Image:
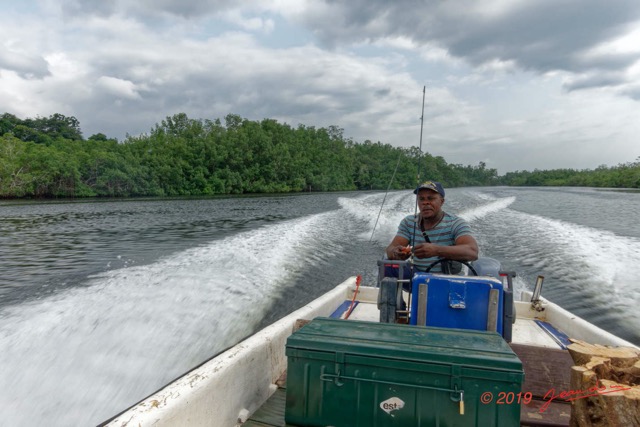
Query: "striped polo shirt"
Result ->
[[396, 212, 472, 272]]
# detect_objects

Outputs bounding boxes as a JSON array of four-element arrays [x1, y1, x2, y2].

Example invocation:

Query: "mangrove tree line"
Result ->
[[2, 112, 638, 199], [0, 112, 497, 198]]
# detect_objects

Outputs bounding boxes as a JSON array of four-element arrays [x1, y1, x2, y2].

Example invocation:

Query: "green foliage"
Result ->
[[0, 113, 21, 135], [499, 160, 640, 189], [2, 111, 637, 199]]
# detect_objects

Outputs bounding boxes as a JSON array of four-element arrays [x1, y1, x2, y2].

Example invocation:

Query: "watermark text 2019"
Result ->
[[480, 381, 632, 414]]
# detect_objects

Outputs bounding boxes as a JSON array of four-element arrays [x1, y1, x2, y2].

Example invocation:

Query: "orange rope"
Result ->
[[343, 275, 362, 319]]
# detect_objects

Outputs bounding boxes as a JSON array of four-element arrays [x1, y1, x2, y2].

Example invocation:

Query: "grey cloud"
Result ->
[[61, 0, 240, 19], [623, 87, 640, 101], [576, 51, 640, 74], [60, 0, 117, 18], [0, 48, 49, 78], [444, 2, 636, 70], [564, 72, 627, 92], [301, 0, 640, 92], [65, 38, 413, 141]]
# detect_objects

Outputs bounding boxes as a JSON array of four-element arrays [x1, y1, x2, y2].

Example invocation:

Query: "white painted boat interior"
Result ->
[[518, 291, 638, 348]]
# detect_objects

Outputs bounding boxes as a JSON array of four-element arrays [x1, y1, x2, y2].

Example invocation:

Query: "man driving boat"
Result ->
[[385, 181, 478, 273]]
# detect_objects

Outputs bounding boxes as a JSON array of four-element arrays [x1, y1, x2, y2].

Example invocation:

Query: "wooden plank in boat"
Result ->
[[242, 387, 287, 427], [509, 343, 573, 397], [520, 399, 571, 427], [510, 343, 573, 427]]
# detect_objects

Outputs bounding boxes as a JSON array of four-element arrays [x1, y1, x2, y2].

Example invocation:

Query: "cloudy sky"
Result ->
[[2, 0, 640, 174]]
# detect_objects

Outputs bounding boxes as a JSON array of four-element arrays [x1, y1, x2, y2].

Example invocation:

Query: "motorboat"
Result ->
[[101, 258, 639, 427]]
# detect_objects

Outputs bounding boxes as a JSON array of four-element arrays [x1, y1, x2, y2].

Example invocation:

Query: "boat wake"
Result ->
[[0, 210, 352, 427], [338, 192, 413, 243], [458, 196, 516, 222], [339, 191, 517, 243], [486, 208, 640, 338]]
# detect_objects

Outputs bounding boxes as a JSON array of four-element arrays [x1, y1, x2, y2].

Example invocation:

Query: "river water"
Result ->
[[1, 187, 639, 426]]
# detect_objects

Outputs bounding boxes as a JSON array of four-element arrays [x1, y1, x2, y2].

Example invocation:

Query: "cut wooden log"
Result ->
[[567, 340, 640, 427], [568, 339, 640, 368]]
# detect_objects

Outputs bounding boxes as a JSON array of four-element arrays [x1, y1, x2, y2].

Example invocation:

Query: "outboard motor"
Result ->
[[471, 257, 502, 279]]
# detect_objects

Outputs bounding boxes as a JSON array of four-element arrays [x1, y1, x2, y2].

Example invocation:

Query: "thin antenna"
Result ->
[[411, 86, 427, 245], [416, 86, 426, 184], [369, 87, 426, 243]]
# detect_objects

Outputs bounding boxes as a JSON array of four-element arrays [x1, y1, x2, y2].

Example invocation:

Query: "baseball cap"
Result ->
[[413, 180, 445, 197]]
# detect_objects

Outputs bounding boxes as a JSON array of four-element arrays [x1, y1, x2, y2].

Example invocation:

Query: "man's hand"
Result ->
[[413, 235, 479, 262], [391, 245, 412, 260], [413, 243, 439, 259]]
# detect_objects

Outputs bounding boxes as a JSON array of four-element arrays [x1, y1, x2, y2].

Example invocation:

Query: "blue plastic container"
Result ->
[[410, 273, 505, 334]]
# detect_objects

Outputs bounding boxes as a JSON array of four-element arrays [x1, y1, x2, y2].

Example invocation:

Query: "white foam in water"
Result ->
[[342, 191, 516, 242], [458, 197, 516, 222], [502, 209, 640, 321], [350, 192, 413, 244], [467, 191, 497, 201], [338, 192, 414, 243], [511, 276, 530, 300], [0, 210, 347, 427]]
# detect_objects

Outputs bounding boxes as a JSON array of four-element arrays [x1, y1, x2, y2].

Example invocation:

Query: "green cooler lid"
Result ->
[[286, 317, 522, 373]]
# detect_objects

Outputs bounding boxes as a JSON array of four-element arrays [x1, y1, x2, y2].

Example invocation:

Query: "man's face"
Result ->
[[417, 189, 444, 219]]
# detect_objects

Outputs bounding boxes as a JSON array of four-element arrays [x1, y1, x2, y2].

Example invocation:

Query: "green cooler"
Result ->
[[285, 317, 523, 427]]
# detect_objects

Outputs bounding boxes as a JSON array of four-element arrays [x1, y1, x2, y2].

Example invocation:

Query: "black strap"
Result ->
[[419, 217, 431, 243]]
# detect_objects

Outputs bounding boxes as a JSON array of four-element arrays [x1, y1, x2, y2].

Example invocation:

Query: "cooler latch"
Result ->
[[450, 366, 464, 415], [331, 352, 345, 386]]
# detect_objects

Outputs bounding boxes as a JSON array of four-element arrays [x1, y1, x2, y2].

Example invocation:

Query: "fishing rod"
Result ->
[[369, 152, 402, 242], [416, 86, 426, 186], [411, 86, 427, 246], [369, 86, 426, 243]]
